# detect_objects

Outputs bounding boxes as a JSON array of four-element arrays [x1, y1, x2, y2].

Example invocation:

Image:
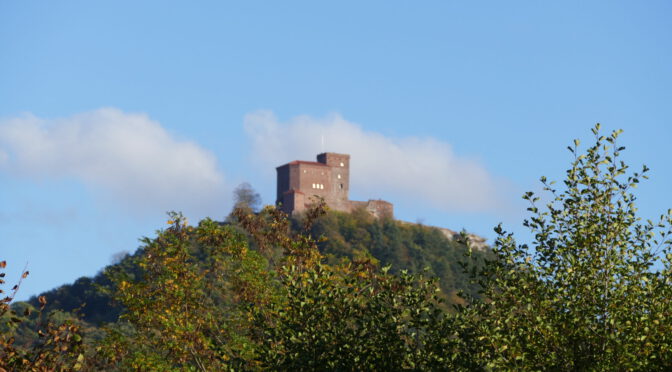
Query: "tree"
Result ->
[[233, 182, 262, 213], [234, 201, 462, 370], [1, 262, 86, 372], [460, 124, 672, 370], [97, 211, 275, 370], [256, 263, 461, 370], [97, 202, 462, 370]]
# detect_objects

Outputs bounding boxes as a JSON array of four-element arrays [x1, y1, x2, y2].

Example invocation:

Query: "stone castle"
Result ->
[[276, 152, 393, 218]]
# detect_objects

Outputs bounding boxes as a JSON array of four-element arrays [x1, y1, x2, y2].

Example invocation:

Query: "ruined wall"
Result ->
[[347, 200, 394, 219], [363, 200, 394, 219]]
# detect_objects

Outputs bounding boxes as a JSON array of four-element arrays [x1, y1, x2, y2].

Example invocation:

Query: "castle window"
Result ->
[[320, 184, 324, 189], [340, 162, 344, 167], [339, 183, 343, 189], [312, 183, 316, 189], [337, 174, 341, 179], [303, 170, 307, 173]]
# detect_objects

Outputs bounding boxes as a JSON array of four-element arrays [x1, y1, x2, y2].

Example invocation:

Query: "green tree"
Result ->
[[236, 201, 464, 370], [1, 262, 86, 372], [257, 263, 456, 370], [233, 182, 262, 213], [460, 124, 672, 370], [307, 207, 487, 306], [97, 212, 275, 370], [97, 201, 463, 370]]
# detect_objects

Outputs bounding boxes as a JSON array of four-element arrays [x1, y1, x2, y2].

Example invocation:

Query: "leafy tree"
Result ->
[[1, 261, 86, 372], [460, 124, 672, 370], [307, 207, 487, 306], [95, 202, 462, 370], [233, 182, 262, 213], [27, 275, 121, 326], [256, 261, 466, 370], [233, 201, 462, 370], [97, 211, 275, 370]]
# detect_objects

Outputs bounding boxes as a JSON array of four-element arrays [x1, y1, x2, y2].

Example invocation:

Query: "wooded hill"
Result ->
[[23, 208, 487, 326]]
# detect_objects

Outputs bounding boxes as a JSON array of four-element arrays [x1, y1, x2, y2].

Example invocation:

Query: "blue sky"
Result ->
[[1, 1, 671, 300]]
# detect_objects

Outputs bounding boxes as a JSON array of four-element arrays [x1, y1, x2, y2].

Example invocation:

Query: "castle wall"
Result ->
[[276, 164, 290, 206], [317, 153, 350, 205], [296, 163, 331, 202], [277, 161, 330, 207], [280, 190, 305, 215], [276, 152, 393, 219]]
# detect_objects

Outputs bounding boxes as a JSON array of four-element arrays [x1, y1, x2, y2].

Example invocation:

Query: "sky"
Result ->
[[1, 1, 671, 300]]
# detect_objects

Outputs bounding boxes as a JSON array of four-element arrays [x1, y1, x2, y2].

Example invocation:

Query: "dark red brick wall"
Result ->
[[317, 153, 349, 206]]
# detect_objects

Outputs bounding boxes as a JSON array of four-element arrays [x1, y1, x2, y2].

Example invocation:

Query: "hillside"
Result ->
[[305, 208, 488, 304], [24, 208, 488, 325]]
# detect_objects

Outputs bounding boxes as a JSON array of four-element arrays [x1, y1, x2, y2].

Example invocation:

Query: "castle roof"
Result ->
[[283, 160, 329, 167]]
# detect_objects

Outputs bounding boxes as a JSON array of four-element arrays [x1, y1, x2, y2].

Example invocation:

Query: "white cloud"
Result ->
[[0, 108, 228, 217], [244, 110, 510, 213]]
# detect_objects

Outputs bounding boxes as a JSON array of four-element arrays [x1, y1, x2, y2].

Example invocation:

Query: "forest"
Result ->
[[2, 125, 672, 371]]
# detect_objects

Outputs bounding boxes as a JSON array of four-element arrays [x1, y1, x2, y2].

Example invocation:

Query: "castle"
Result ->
[[276, 152, 393, 218]]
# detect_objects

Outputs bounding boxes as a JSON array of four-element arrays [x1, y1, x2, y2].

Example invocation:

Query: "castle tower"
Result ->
[[316, 152, 350, 208]]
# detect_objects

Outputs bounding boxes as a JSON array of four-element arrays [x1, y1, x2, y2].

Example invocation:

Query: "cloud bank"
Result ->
[[0, 108, 227, 216], [245, 110, 509, 213]]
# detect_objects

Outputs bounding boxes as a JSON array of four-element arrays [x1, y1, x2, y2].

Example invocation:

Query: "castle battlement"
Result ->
[[276, 152, 393, 218]]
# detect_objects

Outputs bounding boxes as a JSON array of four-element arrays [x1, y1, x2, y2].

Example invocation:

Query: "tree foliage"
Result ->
[[1, 262, 85, 372], [307, 207, 487, 305], [235, 202, 462, 370], [233, 182, 262, 213], [81, 202, 458, 370], [3, 125, 672, 370], [460, 124, 672, 370], [97, 211, 275, 370]]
